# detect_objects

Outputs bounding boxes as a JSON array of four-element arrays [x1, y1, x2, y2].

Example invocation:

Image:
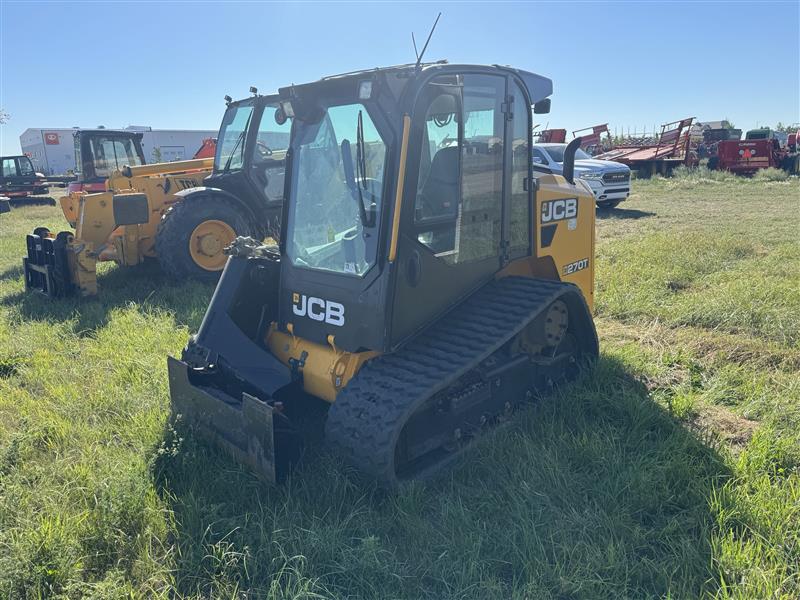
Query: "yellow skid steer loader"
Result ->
[[168, 62, 600, 487]]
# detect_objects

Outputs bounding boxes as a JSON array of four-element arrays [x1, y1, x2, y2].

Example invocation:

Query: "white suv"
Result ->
[[533, 143, 631, 209]]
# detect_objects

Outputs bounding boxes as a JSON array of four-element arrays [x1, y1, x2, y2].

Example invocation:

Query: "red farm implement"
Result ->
[[710, 128, 800, 175], [595, 117, 698, 176], [534, 128, 567, 143], [572, 124, 610, 155]]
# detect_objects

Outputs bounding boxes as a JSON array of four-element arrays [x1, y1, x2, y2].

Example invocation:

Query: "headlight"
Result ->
[[579, 171, 603, 180]]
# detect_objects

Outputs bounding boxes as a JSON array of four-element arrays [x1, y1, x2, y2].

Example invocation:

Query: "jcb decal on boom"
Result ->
[[176, 178, 201, 190], [292, 293, 345, 326]]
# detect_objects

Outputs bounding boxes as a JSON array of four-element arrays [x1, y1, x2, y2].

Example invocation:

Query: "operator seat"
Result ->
[[417, 145, 460, 255], [418, 145, 459, 220]]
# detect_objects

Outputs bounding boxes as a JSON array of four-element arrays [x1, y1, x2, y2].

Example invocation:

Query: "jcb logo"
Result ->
[[292, 293, 345, 327], [541, 198, 578, 223], [177, 178, 200, 190]]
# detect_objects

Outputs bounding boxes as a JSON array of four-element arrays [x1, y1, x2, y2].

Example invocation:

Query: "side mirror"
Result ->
[[562, 136, 582, 185], [533, 99, 551, 114], [533, 156, 544, 164]]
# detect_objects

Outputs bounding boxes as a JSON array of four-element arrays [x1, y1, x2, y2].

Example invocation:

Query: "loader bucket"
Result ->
[[167, 356, 279, 483]]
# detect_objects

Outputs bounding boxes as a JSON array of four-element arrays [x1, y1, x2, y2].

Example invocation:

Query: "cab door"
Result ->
[[1, 157, 20, 192], [504, 77, 533, 262], [390, 71, 516, 347], [247, 101, 290, 209]]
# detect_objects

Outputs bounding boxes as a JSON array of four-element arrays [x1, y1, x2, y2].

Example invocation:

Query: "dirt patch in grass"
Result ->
[[690, 404, 759, 452]]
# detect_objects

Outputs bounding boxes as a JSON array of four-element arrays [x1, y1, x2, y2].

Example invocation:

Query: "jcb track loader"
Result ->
[[23, 95, 290, 297], [169, 62, 599, 487]]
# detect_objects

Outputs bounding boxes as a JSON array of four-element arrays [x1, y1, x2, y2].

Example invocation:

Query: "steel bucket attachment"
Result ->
[[168, 356, 282, 483]]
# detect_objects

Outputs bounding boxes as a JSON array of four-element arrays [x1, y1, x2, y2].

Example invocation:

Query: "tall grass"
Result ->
[[0, 179, 798, 598]]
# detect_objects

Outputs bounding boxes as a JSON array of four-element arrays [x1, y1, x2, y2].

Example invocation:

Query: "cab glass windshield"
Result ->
[[91, 136, 144, 178], [214, 100, 254, 172], [286, 102, 387, 276]]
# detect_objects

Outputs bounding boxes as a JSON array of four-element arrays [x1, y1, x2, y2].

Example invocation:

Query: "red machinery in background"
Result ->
[[594, 117, 698, 176], [572, 124, 610, 155], [534, 128, 566, 143], [710, 128, 799, 175], [192, 138, 217, 159]]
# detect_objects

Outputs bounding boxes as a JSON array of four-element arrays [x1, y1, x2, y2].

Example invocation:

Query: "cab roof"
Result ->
[[279, 61, 554, 105]]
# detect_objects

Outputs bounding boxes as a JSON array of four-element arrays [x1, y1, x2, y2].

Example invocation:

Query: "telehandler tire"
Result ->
[[156, 196, 251, 281]]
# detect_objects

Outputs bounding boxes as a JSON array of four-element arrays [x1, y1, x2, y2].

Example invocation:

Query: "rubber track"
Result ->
[[325, 276, 588, 487]]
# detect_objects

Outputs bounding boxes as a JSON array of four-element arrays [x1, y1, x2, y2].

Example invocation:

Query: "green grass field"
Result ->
[[1, 173, 798, 599]]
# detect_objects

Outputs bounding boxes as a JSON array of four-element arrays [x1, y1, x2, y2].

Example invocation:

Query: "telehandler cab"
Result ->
[[23, 94, 290, 297], [169, 62, 599, 487], [68, 129, 148, 194]]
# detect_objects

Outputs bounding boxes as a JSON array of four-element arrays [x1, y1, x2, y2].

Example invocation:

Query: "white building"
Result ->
[[20, 126, 218, 175]]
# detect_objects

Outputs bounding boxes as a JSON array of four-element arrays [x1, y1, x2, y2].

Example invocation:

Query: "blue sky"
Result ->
[[1, 1, 798, 155]]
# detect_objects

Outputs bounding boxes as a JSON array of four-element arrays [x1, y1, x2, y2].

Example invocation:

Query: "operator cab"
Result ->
[[202, 94, 291, 228], [0, 155, 47, 197], [70, 130, 146, 193], [277, 63, 555, 354]]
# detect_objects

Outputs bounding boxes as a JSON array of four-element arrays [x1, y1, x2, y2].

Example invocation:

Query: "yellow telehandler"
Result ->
[[23, 93, 290, 297]]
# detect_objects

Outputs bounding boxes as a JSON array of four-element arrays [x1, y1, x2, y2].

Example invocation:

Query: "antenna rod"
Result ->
[[412, 32, 419, 62], [415, 12, 442, 68]]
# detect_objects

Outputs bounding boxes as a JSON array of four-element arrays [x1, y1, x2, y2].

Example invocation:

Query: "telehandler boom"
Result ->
[[169, 62, 599, 487]]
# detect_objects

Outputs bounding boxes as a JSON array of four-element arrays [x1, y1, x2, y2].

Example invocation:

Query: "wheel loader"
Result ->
[[23, 93, 290, 297], [168, 62, 599, 487]]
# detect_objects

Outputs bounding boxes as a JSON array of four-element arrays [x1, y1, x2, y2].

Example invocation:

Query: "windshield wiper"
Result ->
[[222, 113, 253, 173], [356, 111, 368, 192], [341, 110, 375, 227], [341, 139, 370, 227]]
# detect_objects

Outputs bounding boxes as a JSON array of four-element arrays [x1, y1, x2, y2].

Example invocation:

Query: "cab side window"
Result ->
[[253, 106, 292, 201], [254, 107, 291, 156], [91, 138, 114, 178], [414, 74, 505, 264], [414, 80, 460, 256], [17, 158, 35, 176], [1, 158, 16, 177]]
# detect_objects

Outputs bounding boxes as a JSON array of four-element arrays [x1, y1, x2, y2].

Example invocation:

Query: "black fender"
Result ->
[[173, 186, 269, 238]]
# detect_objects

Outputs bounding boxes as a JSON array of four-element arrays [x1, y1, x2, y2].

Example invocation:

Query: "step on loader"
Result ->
[[23, 93, 290, 297], [169, 62, 599, 487]]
